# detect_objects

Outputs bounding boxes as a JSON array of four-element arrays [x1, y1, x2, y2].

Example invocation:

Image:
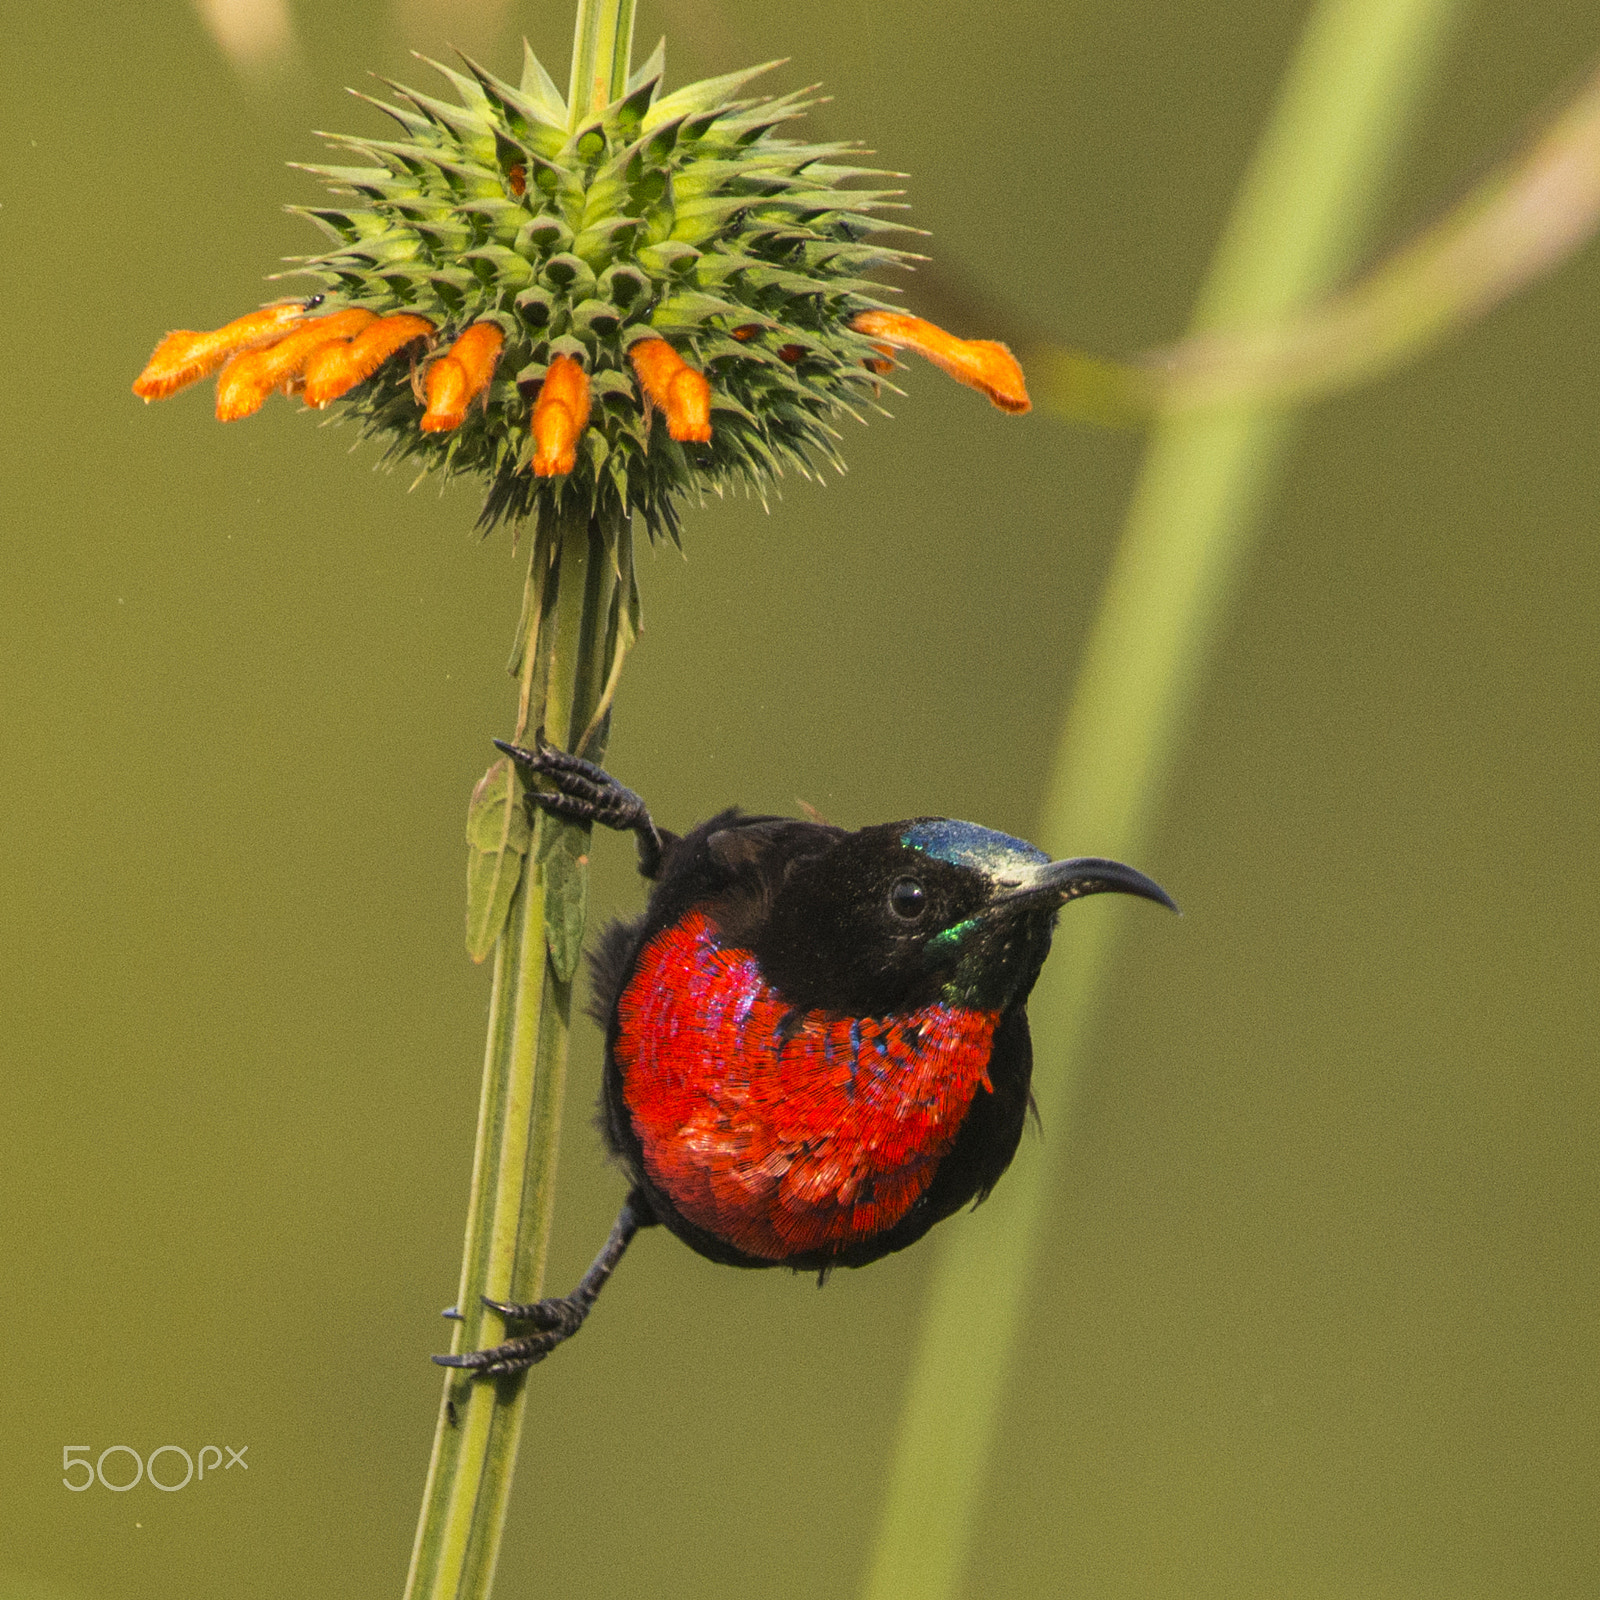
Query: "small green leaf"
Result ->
[[641, 60, 784, 131], [464, 757, 532, 963], [597, 261, 653, 307], [547, 333, 590, 365], [649, 289, 746, 328], [517, 213, 574, 256], [573, 215, 644, 267], [540, 251, 598, 297], [588, 367, 637, 402], [635, 240, 701, 275], [514, 285, 555, 330], [625, 37, 667, 101], [462, 245, 535, 288], [537, 818, 590, 982], [518, 41, 570, 129]]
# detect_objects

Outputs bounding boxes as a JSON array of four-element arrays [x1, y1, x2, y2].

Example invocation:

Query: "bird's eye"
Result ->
[[889, 878, 927, 920]]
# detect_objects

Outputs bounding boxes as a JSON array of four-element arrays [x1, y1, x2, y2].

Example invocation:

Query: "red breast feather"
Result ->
[[614, 910, 1000, 1261]]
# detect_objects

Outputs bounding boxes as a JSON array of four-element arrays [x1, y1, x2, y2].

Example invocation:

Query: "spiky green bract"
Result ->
[[285, 44, 920, 540]]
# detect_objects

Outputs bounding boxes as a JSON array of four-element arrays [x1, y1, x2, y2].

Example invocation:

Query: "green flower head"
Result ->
[[134, 43, 1029, 543]]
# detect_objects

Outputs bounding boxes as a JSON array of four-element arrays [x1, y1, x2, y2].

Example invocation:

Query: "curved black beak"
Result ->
[[988, 855, 1178, 915]]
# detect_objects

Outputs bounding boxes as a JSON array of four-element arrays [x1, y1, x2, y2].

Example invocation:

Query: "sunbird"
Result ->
[[438, 740, 1175, 1376]]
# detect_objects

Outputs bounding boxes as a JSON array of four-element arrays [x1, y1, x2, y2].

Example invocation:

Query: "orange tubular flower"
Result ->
[[531, 356, 592, 477], [421, 359, 468, 432], [215, 309, 377, 422], [302, 314, 435, 409], [628, 338, 713, 444], [850, 311, 1031, 415], [420, 322, 504, 433], [133, 301, 317, 401]]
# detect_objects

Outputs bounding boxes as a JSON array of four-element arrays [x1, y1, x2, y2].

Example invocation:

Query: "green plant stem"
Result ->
[[1036, 37, 1600, 421], [404, 504, 615, 1600], [569, 0, 637, 122], [1134, 56, 1600, 409], [404, 13, 635, 1594], [862, 3, 1466, 1597]]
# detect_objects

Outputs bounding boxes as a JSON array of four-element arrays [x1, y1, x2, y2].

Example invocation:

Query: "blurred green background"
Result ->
[[2, 1, 1597, 1596]]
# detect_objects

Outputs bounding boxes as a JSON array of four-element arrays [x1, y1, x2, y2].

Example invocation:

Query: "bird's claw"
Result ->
[[480, 1293, 585, 1335], [494, 736, 647, 829], [433, 1334, 562, 1377], [431, 1292, 589, 1378], [493, 734, 663, 876]]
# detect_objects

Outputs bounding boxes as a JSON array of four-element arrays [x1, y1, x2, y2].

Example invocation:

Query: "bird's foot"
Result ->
[[432, 1196, 647, 1378], [494, 734, 663, 876], [494, 735, 648, 831], [433, 1293, 589, 1378]]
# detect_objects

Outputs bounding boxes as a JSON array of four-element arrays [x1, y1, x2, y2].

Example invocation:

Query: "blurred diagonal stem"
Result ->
[[863, 1, 1468, 1597], [402, 9, 635, 1600], [1038, 49, 1600, 420]]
